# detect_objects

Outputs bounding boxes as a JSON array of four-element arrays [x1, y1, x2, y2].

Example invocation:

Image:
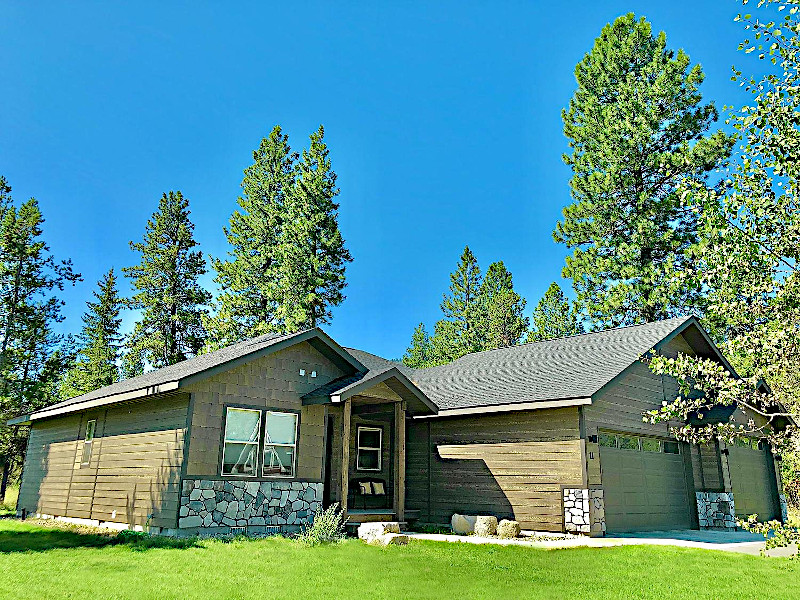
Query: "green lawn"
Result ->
[[0, 520, 798, 600], [0, 486, 18, 517]]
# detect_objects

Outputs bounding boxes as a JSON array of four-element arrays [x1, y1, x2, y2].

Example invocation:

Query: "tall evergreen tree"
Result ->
[[276, 125, 353, 331], [61, 269, 122, 398], [556, 13, 733, 328], [479, 261, 528, 349], [208, 126, 296, 347], [527, 283, 583, 343], [402, 323, 433, 368], [429, 246, 483, 362], [123, 191, 210, 369], [0, 181, 80, 501]]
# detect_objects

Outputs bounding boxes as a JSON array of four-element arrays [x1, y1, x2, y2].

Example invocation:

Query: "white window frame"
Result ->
[[356, 426, 383, 472], [221, 407, 262, 477], [81, 419, 96, 466], [262, 411, 298, 478]]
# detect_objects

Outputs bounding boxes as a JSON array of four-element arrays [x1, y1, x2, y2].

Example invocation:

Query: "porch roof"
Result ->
[[301, 366, 438, 416]]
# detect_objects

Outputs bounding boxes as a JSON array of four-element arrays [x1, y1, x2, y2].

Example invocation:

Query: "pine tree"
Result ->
[[479, 262, 528, 349], [430, 246, 483, 362], [61, 269, 122, 398], [0, 181, 81, 501], [277, 125, 353, 331], [527, 283, 583, 343], [402, 323, 433, 368], [208, 126, 296, 347], [556, 13, 733, 328], [123, 191, 210, 368]]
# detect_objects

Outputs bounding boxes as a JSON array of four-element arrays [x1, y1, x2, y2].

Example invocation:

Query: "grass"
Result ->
[[0, 520, 799, 599], [0, 486, 18, 517]]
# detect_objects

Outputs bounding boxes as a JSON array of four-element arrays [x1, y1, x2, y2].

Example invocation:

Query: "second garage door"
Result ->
[[600, 432, 692, 532], [728, 439, 778, 521]]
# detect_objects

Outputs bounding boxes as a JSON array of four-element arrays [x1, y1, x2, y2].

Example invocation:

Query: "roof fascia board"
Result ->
[[27, 382, 181, 422], [413, 397, 591, 419]]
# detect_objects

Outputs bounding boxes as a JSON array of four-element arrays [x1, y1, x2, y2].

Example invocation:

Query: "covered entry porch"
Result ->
[[302, 366, 437, 524]]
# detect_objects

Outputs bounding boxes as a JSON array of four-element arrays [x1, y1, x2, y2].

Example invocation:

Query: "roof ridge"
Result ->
[[432, 315, 695, 366]]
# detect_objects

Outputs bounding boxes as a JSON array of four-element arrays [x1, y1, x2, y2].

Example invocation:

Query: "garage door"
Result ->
[[599, 432, 692, 532], [728, 439, 778, 521]]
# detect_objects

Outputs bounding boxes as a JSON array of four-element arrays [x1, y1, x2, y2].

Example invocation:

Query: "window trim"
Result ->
[[356, 426, 383, 472], [81, 419, 96, 466], [221, 407, 262, 478], [262, 410, 299, 479]]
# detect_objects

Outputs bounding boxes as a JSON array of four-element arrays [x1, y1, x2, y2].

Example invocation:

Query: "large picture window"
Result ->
[[262, 411, 298, 477], [222, 408, 261, 476], [356, 426, 382, 471]]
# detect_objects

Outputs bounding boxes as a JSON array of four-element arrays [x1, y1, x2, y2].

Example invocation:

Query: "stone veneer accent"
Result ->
[[179, 478, 322, 534], [564, 488, 606, 536], [696, 491, 736, 529], [780, 494, 788, 523]]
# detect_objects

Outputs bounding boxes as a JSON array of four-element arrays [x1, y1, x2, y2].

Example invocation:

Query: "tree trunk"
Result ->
[[0, 458, 10, 505]]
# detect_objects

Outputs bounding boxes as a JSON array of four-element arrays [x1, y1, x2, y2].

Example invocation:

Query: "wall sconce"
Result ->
[[588, 434, 598, 444], [721, 448, 729, 455]]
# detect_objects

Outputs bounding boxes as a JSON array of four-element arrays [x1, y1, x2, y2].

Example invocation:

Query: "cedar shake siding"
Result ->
[[406, 407, 584, 531], [182, 341, 345, 481], [18, 392, 189, 529]]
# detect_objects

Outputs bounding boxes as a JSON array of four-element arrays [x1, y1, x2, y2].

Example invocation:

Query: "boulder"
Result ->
[[497, 519, 521, 539], [358, 522, 401, 543], [367, 533, 410, 547], [474, 516, 498, 537], [451, 513, 478, 535]]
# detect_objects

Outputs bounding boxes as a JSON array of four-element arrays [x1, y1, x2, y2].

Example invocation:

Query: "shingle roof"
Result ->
[[42, 331, 302, 413], [346, 316, 694, 411]]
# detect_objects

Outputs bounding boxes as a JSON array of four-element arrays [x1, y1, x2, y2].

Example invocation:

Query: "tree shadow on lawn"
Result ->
[[0, 525, 201, 554]]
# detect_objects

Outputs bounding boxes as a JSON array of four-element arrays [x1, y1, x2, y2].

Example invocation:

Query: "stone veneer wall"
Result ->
[[179, 479, 322, 535], [780, 494, 788, 523], [696, 491, 736, 529], [564, 488, 606, 535]]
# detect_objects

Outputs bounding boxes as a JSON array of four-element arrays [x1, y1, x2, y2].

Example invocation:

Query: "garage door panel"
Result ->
[[601, 440, 691, 533], [728, 445, 777, 521]]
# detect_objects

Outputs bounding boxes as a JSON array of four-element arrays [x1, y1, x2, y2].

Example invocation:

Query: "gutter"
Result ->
[[413, 396, 592, 419], [6, 381, 180, 426]]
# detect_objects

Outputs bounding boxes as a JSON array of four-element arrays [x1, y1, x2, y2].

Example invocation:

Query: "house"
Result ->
[[9, 316, 788, 536]]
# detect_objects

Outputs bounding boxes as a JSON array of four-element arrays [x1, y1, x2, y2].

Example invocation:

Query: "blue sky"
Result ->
[[1, 1, 758, 359]]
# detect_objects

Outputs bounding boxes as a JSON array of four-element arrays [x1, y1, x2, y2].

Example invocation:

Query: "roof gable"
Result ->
[[23, 329, 365, 422]]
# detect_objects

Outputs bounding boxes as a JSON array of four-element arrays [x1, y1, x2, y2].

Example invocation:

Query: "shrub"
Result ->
[[296, 503, 347, 546]]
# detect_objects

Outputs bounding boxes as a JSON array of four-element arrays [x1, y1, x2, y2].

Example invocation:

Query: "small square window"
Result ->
[[618, 435, 640, 451], [641, 438, 661, 453], [663, 441, 680, 455], [598, 433, 617, 448]]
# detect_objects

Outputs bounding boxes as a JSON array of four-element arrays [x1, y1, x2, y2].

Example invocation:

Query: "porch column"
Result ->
[[393, 401, 406, 521], [341, 398, 351, 514]]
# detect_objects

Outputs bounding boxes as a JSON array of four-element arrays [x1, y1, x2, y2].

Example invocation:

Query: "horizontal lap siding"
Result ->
[[17, 394, 189, 529], [183, 342, 343, 481], [407, 408, 583, 531], [18, 415, 82, 516], [88, 395, 188, 528]]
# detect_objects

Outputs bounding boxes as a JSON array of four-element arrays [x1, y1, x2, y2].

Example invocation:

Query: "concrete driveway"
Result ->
[[407, 529, 797, 556]]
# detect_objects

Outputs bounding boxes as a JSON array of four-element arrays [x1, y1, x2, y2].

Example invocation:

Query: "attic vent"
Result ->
[[311, 371, 317, 378], [299, 369, 306, 376]]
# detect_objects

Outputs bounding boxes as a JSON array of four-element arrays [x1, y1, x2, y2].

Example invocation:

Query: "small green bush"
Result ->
[[296, 503, 347, 546]]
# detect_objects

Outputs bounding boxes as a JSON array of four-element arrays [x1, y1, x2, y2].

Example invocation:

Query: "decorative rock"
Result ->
[[358, 521, 401, 543], [451, 513, 478, 535], [474, 516, 498, 537], [367, 533, 409, 547], [497, 519, 521, 539]]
